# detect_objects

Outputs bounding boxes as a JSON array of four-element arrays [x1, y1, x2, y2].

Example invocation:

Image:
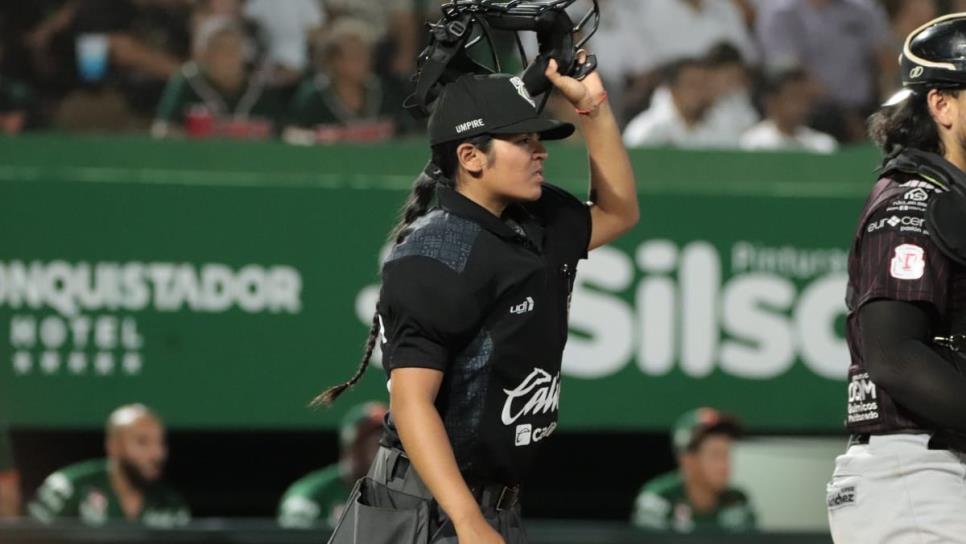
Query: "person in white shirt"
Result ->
[[706, 43, 759, 137], [623, 57, 744, 149], [741, 68, 838, 153], [244, 0, 326, 86]]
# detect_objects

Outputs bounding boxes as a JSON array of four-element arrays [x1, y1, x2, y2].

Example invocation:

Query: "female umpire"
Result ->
[[827, 13, 966, 543], [317, 53, 638, 544]]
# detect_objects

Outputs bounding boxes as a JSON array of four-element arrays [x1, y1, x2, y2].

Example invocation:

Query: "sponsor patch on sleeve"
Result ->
[[890, 244, 926, 280]]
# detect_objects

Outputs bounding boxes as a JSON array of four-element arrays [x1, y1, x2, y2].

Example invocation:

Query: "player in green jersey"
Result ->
[[28, 404, 189, 528]]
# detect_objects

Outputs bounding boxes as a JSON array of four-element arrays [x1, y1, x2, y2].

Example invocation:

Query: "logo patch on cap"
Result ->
[[910, 66, 924, 79], [510, 76, 536, 108]]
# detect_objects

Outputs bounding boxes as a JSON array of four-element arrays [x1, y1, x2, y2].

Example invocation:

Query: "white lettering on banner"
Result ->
[[0, 261, 303, 316], [501, 368, 561, 425], [563, 241, 850, 380], [3, 261, 304, 379], [355, 240, 852, 382]]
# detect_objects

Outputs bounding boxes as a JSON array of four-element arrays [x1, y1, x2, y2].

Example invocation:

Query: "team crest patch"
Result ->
[[890, 244, 925, 280], [510, 77, 536, 108]]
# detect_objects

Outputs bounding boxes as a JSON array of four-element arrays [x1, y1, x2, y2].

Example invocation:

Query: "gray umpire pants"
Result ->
[[827, 434, 966, 543], [328, 445, 528, 544]]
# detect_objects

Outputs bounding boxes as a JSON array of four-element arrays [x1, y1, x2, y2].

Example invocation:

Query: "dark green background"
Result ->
[[0, 135, 881, 431]]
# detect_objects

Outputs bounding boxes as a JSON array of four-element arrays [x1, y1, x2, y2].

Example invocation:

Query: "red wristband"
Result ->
[[575, 92, 608, 115]]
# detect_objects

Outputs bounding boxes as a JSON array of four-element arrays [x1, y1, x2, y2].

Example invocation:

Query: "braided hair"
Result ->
[[311, 135, 493, 407]]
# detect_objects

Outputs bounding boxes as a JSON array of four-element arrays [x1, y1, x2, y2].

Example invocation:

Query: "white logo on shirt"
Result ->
[[377, 314, 388, 344], [501, 368, 560, 425], [890, 244, 925, 280], [514, 421, 557, 447], [510, 296, 535, 315], [904, 188, 930, 202]]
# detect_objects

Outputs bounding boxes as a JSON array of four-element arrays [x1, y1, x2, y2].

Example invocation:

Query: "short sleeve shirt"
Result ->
[[632, 471, 756, 533], [378, 183, 592, 484], [844, 176, 962, 433], [277, 464, 353, 529], [28, 459, 190, 528]]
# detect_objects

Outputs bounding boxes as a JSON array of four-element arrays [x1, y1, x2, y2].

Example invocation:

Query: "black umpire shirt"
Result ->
[[377, 182, 592, 485], [845, 174, 966, 434]]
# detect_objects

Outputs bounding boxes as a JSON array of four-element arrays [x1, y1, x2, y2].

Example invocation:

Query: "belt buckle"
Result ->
[[496, 485, 519, 511]]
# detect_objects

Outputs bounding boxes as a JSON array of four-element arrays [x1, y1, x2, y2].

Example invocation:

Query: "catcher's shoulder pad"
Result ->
[[881, 149, 966, 267]]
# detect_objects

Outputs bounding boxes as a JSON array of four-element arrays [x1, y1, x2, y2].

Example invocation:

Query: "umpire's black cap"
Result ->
[[900, 13, 966, 90], [428, 73, 574, 145]]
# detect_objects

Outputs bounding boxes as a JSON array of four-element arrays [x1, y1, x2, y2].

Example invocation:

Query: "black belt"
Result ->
[[470, 482, 520, 511], [849, 433, 957, 451], [387, 450, 520, 511]]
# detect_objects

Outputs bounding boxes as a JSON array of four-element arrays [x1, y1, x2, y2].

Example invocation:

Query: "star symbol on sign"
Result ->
[[12, 353, 31, 375]]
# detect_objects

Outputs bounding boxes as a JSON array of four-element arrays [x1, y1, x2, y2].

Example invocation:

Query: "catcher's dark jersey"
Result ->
[[845, 174, 966, 434], [378, 183, 591, 485]]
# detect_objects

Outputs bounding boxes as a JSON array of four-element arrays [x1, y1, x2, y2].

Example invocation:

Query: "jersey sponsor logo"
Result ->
[[898, 180, 938, 190], [846, 372, 879, 424], [510, 296, 535, 315], [510, 77, 536, 108], [501, 368, 560, 425], [672, 502, 695, 533], [866, 215, 925, 234], [514, 421, 557, 446], [890, 244, 926, 280], [79, 489, 108, 526], [904, 188, 930, 202], [826, 484, 856, 510], [455, 118, 485, 134]]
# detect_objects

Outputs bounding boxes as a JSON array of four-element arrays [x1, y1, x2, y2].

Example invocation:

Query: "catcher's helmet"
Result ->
[[901, 12, 966, 89]]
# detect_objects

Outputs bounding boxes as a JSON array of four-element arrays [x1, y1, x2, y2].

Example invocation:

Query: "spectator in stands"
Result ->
[[152, 16, 281, 139], [0, 427, 20, 518], [28, 404, 189, 528], [323, 0, 419, 79], [883, 0, 937, 45], [244, 0, 325, 89], [632, 408, 756, 533], [284, 18, 413, 144], [623, 58, 742, 148], [741, 68, 838, 153], [618, 0, 760, 120], [54, 0, 193, 130], [277, 402, 387, 529], [881, 0, 938, 86], [755, 0, 895, 142], [0, 42, 39, 133], [705, 42, 759, 139]]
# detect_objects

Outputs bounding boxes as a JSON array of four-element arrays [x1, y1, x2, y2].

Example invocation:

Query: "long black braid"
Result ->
[[311, 135, 493, 407]]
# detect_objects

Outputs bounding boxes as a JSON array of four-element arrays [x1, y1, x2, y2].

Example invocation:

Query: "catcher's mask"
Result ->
[[405, 0, 601, 117]]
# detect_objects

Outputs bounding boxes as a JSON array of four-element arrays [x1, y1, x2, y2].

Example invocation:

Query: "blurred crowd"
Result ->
[[0, 0, 958, 150], [1, 403, 752, 535]]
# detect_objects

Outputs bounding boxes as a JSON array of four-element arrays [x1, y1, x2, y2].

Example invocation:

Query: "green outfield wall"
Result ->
[[0, 135, 882, 431]]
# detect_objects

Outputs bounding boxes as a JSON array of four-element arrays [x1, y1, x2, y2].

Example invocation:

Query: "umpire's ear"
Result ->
[[456, 142, 488, 177]]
